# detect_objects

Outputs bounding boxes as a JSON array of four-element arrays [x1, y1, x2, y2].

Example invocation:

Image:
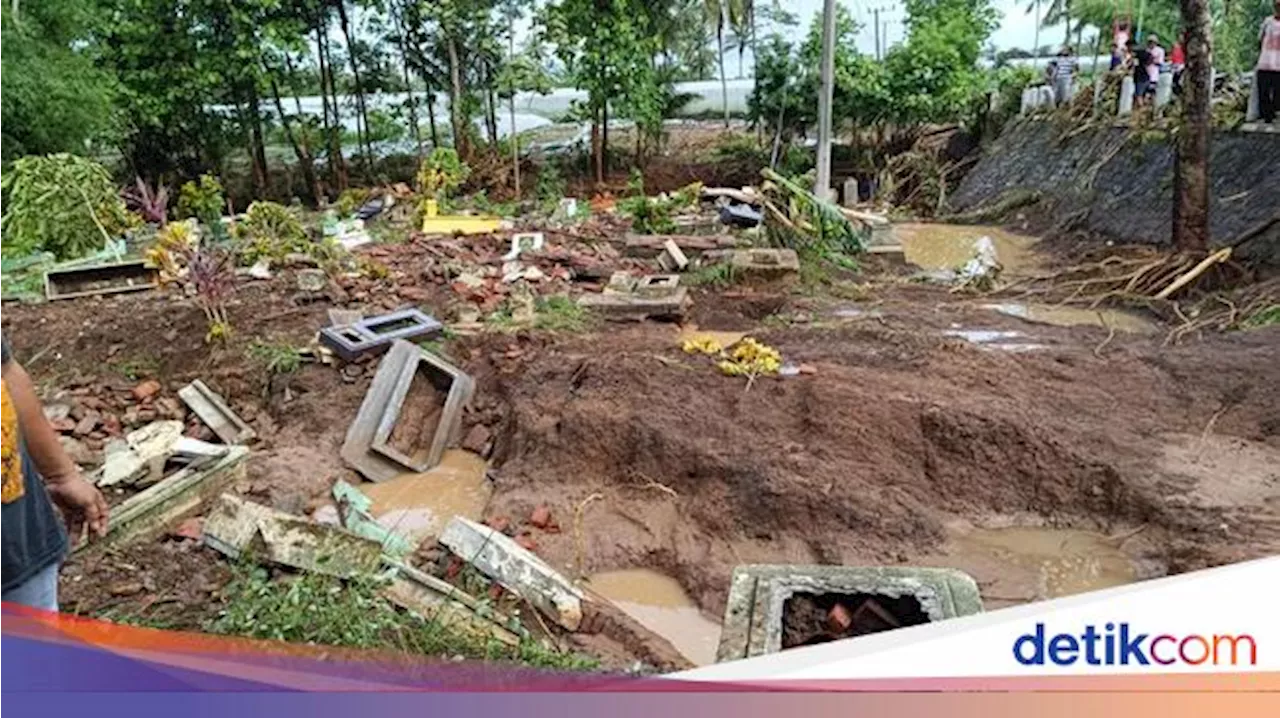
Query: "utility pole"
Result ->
[[874, 7, 883, 60], [815, 0, 837, 199], [1033, 0, 1042, 56]]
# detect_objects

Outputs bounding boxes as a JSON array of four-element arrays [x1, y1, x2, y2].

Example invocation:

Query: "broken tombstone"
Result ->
[[501, 232, 546, 261], [96, 421, 185, 488], [296, 268, 328, 293], [341, 339, 474, 483], [716, 564, 983, 662], [203, 493, 385, 579], [657, 239, 689, 273], [719, 203, 763, 229], [729, 248, 800, 280], [438, 516, 586, 631], [178, 380, 256, 445], [331, 480, 413, 556], [80, 445, 250, 551], [319, 308, 444, 362]]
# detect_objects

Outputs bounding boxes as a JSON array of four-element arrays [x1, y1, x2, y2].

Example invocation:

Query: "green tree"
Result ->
[[882, 0, 998, 126], [543, 0, 662, 183], [1, 2, 118, 161]]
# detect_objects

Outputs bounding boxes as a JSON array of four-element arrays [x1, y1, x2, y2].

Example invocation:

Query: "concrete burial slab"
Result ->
[[716, 564, 983, 662]]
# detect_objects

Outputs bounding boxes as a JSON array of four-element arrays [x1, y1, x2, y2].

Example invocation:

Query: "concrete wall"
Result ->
[[949, 120, 1280, 263]]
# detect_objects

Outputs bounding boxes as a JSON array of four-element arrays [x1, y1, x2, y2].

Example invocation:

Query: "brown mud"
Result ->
[[5, 234, 1279, 668]]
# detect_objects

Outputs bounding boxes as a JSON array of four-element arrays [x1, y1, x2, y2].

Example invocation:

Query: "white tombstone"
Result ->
[[1118, 76, 1135, 116], [1247, 70, 1261, 122], [1038, 85, 1055, 108], [1155, 71, 1174, 109]]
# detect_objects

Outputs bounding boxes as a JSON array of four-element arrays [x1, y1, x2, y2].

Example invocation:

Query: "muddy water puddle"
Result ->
[[983, 302, 1155, 333], [315, 450, 491, 545], [894, 223, 1041, 275], [928, 525, 1143, 605], [587, 569, 721, 666]]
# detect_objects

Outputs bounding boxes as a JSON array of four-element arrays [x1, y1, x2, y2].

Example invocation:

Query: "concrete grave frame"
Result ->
[[716, 564, 984, 662], [340, 340, 474, 482], [319, 308, 443, 361]]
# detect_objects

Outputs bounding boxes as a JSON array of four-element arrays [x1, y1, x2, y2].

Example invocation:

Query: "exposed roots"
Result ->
[[991, 247, 1277, 344]]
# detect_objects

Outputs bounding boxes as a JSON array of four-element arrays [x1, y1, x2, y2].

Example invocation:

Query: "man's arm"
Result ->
[[2, 353, 109, 538]]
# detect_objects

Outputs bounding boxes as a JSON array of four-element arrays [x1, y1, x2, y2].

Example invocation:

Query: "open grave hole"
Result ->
[[384, 363, 451, 467], [781, 591, 931, 649]]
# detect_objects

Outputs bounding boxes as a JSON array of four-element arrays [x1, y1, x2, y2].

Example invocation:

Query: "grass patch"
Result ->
[[684, 262, 737, 288], [109, 356, 160, 381], [796, 246, 859, 294], [1241, 304, 1280, 329], [205, 562, 597, 671], [247, 341, 303, 375], [534, 295, 589, 332]]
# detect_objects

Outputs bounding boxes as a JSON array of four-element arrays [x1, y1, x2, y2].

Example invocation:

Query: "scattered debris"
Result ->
[[170, 517, 205, 541], [96, 420, 186, 487], [622, 234, 738, 259], [657, 239, 689, 273], [80, 445, 249, 551], [719, 203, 763, 228], [501, 232, 546, 261], [331, 480, 414, 556], [178, 380, 256, 445], [439, 516, 586, 631], [246, 259, 273, 280], [326, 308, 364, 327], [296, 268, 328, 293], [341, 339, 474, 482]]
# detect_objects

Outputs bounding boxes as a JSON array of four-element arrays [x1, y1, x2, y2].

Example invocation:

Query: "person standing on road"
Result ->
[[1258, 0, 1280, 124], [1049, 46, 1078, 106], [2, 334, 109, 610]]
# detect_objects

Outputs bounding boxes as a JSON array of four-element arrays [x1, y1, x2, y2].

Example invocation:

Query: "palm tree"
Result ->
[[726, 0, 755, 79], [704, 0, 730, 125]]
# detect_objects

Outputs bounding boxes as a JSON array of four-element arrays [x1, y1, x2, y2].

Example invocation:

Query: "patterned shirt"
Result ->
[[1261, 17, 1280, 72], [2, 335, 68, 593]]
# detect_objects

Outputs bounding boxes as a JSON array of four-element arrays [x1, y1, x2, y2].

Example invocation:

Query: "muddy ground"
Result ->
[[4, 230, 1279, 667]]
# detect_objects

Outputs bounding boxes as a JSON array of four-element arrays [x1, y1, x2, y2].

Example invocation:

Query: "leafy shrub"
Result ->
[[237, 201, 311, 263], [121, 177, 170, 225], [0, 153, 136, 260], [176, 174, 226, 224], [416, 147, 470, 211]]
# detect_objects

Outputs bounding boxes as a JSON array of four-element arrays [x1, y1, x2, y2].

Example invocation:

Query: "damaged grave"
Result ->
[[715, 565, 984, 661], [319, 308, 444, 361], [341, 339, 475, 482], [45, 260, 160, 301], [578, 272, 690, 321]]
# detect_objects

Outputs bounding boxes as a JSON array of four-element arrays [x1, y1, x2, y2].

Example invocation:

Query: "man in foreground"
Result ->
[[2, 334, 109, 609]]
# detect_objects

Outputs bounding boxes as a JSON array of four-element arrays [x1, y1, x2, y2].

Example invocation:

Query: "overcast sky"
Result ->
[[776, 0, 1075, 55]]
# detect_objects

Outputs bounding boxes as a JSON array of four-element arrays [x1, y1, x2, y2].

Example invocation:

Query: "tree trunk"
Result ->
[[717, 17, 729, 126], [268, 68, 322, 205], [509, 15, 520, 198], [591, 112, 603, 186], [391, 0, 424, 160], [426, 90, 440, 149], [245, 84, 269, 198], [335, 0, 372, 177], [1173, 0, 1211, 252], [483, 61, 499, 146], [317, 26, 348, 192], [601, 90, 610, 182], [445, 34, 470, 159]]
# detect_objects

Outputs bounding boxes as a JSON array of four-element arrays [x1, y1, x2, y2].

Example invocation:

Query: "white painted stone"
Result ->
[[439, 516, 585, 630]]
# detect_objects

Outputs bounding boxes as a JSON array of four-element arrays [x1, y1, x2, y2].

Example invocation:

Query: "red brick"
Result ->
[[828, 603, 854, 633], [132, 379, 162, 402], [529, 504, 553, 529], [515, 532, 538, 552]]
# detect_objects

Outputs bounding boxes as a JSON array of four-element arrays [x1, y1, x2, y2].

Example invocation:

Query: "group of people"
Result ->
[[1045, 1, 1280, 123], [1110, 34, 1180, 108]]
